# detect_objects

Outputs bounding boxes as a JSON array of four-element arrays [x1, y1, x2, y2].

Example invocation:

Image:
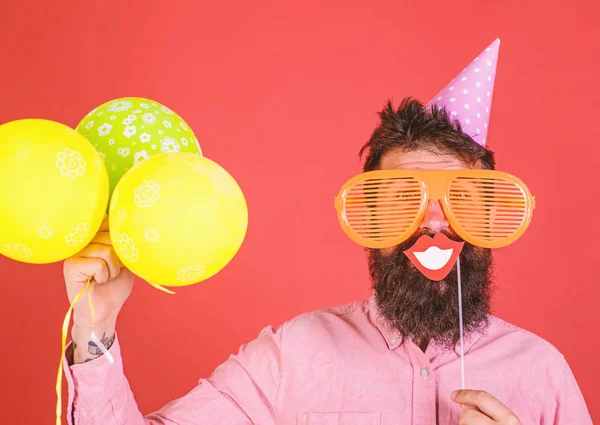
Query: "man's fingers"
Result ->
[[99, 215, 109, 232], [77, 244, 122, 281], [66, 257, 110, 285], [90, 232, 113, 246], [459, 407, 494, 425], [451, 390, 517, 422]]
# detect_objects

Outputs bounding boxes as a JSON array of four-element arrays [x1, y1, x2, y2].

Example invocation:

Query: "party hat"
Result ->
[[427, 38, 501, 147]]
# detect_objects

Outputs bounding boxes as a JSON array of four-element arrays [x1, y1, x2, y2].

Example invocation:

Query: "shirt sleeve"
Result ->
[[553, 358, 593, 425], [64, 325, 283, 425]]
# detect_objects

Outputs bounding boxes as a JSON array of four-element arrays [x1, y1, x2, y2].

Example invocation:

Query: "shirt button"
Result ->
[[420, 367, 429, 378], [390, 338, 398, 345]]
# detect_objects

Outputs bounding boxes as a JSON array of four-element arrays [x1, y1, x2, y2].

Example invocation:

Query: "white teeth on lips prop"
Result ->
[[412, 247, 454, 271]]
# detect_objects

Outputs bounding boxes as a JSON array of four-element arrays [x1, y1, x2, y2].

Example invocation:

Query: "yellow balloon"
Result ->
[[109, 152, 248, 288], [0, 119, 109, 264]]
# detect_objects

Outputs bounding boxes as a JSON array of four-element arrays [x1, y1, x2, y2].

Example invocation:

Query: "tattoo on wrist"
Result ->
[[88, 332, 116, 355], [73, 332, 115, 361]]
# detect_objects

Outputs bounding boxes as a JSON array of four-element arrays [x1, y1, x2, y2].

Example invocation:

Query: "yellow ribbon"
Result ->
[[150, 283, 175, 294], [56, 277, 95, 425]]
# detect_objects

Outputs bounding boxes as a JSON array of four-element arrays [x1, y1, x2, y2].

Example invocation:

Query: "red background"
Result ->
[[1, 0, 598, 422]]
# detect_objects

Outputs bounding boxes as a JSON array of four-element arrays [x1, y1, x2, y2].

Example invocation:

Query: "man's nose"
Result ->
[[419, 200, 450, 233]]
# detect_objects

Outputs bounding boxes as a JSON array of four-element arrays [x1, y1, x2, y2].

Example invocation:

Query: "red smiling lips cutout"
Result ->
[[404, 233, 465, 281]]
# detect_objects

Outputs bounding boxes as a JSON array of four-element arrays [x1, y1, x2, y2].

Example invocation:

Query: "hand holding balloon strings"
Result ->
[[55, 277, 108, 425]]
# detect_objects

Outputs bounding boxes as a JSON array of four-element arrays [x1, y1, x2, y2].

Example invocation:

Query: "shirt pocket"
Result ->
[[296, 413, 381, 425]]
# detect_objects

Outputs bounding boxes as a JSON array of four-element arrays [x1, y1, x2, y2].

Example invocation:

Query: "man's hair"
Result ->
[[359, 98, 496, 171]]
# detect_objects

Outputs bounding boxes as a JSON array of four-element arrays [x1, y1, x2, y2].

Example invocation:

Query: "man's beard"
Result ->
[[369, 229, 494, 350]]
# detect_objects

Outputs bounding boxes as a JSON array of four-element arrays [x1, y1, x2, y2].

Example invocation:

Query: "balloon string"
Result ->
[[457, 256, 465, 390], [88, 283, 96, 324], [56, 277, 94, 425], [150, 283, 176, 294]]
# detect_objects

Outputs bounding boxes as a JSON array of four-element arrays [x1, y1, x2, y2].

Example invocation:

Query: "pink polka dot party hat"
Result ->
[[427, 38, 501, 147]]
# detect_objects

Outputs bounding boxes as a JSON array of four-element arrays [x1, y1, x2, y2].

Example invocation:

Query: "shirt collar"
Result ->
[[368, 294, 486, 356]]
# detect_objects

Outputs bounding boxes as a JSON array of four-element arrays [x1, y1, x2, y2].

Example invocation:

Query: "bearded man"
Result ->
[[62, 40, 592, 425]]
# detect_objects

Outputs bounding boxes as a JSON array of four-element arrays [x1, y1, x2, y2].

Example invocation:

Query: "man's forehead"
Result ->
[[379, 149, 469, 171]]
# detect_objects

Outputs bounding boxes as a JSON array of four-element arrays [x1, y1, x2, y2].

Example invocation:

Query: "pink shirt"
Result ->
[[64, 298, 592, 424]]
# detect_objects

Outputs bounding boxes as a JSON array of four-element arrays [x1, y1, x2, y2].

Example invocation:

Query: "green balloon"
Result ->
[[76, 97, 202, 198]]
